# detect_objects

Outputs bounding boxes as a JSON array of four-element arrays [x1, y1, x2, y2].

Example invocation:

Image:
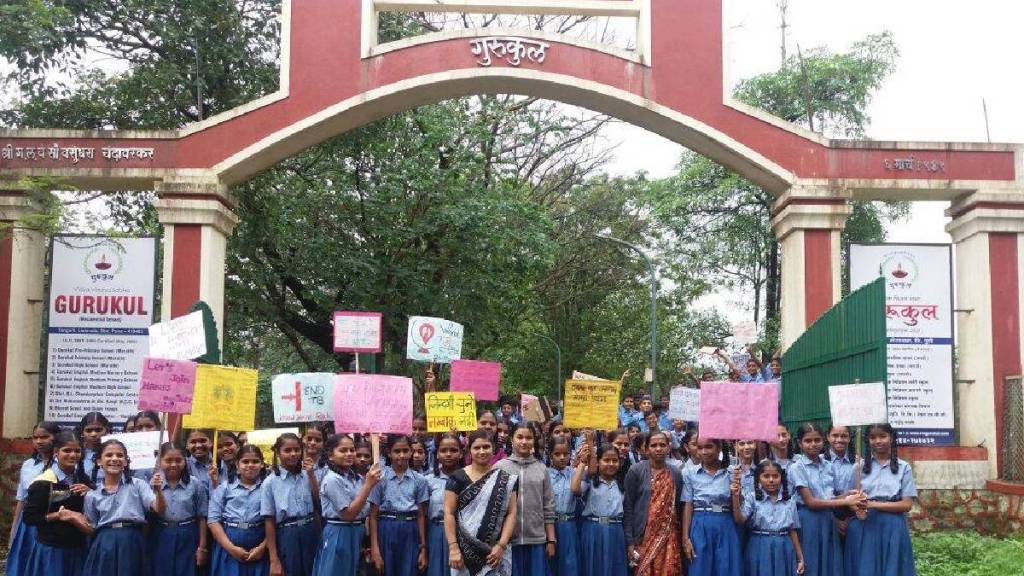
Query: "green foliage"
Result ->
[[189, 301, 221, 365], [913, 532, 1024, 576]]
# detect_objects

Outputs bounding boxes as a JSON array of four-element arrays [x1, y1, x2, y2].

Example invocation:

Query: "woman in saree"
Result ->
[[623, 431, 685, 576], [444, 430, 519, 576]]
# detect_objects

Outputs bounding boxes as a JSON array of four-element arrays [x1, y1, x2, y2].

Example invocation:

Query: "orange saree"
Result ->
[[636, 467, 682, 576]]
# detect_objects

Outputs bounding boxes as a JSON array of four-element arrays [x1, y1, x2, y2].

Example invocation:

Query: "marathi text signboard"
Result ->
[[669, 386, 700, 422], [333, 374, 413, 434], [698, 381, 778, 441], [44, 236, 157, 425], [424, 392, 478, 432], [271, 373, 335, 423], [333, 311, 383, 353], [406, 316, 463, 363], [829, 382, 888, 427], [148, 311, 206, 361], [182, 365, 258, 431], [850, 244, 954, 445], [563, 379, 621, 430], [450, 360, 501, 401], [137, 357, 196, 413]]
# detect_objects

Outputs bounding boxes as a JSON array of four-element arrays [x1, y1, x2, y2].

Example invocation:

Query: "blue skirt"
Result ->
[[797, 507, 842, 576], [24, 542, 87, 576], [744, 533, 797, 576], [276, 521, 319, 576], [377, 517, 419, 576], [427, 520, 449, 576], [512, 544, 550, 576], [579, 520, 626, 576], [149, 522, 201, 576], [687, 511, 741, 576], [210, 526, 268, 576], [313, 522, 363, 576], [82, 526, 147, 576], [853, 510, 915, 576], [7, 519, 37, 576], [551, 520, 581, 576], [844, 516, 865, 576]]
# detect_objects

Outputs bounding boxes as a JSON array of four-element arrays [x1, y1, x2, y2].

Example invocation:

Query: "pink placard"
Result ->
[[450, 360, 501, 401], [333, 374, 413, 434], [697, 381, 779, 441], [138, 357, 197, 413]]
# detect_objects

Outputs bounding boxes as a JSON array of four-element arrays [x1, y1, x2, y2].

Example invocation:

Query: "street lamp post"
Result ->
[[596, 234, 658, 399]]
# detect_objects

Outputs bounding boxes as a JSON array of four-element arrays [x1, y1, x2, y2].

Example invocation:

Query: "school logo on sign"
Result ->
[[83, 243, 125, 282], [880, 251, 918, 289]]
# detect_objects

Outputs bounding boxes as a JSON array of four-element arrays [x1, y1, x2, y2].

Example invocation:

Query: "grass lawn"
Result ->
[[914, 532, 1024, 575]]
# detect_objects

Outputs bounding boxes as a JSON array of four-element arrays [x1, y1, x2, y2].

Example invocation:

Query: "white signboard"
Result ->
[[850, 243, 954, 445], [148, 310, 206, 361], [406, 316, 463, 363], [333, 311, 383, 353], [669, 386, 700, 422], [101, 430, 162, 470], [828, 382, 888, 427], [732, 321, 757, 345], [45, 236, 157, 425], [271, 373, 335, 423]]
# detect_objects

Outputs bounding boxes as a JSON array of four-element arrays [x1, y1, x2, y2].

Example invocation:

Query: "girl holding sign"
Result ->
[[571, 443, 627, 576], [368, 435, 430, 576], [730, 460, 805, 576], [426, 433, 464, 576], [262, 433, 319, 576], [8, 421, 60, 576], [681, 438, 741, 576], [208, 444, 270, 576], [150, 442, 210, 576], [77, 412, 111, 481], [788, 424, 850, 576], [548, 437, 581, 576], [494, 422, 556, 575], [313, 434, 382, 576]]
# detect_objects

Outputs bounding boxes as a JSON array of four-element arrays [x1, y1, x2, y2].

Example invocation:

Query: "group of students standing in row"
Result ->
[[6, 402, 915, 576]]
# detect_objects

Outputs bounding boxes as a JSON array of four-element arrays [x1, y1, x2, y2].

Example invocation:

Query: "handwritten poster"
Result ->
[[333, 311, 383, 353], [450, 360, 501, 401], [101, 431, 162, 470], [272, 373, 335, 423], [424, 392, 478, 432], [137, 357, 196, 413], [829, 382, 888, 427], [698, 381, 779, 441], [182, 365, 258, 431], [669, 386, 700, 422], [563, 379, 621, 430], [732, 321, 757, 346], [333, 374, 413, 434], [406, 316, 464, 363], [148, 311, 207, 361]]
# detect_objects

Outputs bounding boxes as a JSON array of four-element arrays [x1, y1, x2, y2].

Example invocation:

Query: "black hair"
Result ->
[[590, 443, 624, 492], [134, 410, 162, 431], [432, 433, 463, 476], [217, 431, 241, 483], [30, 421, 62, 464], [862, 423, 900, 475], [303, 422, 333, 446], [271, 432, 303, 476], [546, 436, 572, 468], [91, 439, 132, 484], [76, 412, 110, 451], [321, 434, 360, 481], [795, 422, 827, 459], [622, 392, 634, 401], [626, 423, 641, 434], [509, 421, 543, 456], [158, 442, 191, 485], [385, 434, 413, 467], [409, 437, 429, 473], [50, 430, 90, 486], [630, 432, 647, 462], [123, 416, 137, 431], [694, 437, 731, 466], [826, 424, 857, 464], [465, 430, 494, 454], [770, 426, 795, 461], [753, 459, 790, 501], [235, 443, 268, 483]]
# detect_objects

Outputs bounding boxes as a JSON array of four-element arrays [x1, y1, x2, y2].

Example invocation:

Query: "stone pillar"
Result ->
[[154, 179, 239, 345], [0, 192, 46, 438], [771, 185, 852, 349], [946, 190, 1024, 479]]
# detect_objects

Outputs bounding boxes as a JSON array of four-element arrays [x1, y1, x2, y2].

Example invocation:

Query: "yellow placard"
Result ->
[[244, 428, 300, 460], [563, 379, 621, 430], [425, 392, 477, 432], [182, 364, 258, 431]]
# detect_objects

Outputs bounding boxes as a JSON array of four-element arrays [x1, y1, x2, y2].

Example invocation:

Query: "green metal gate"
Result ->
[[780, 277, 887, 430]]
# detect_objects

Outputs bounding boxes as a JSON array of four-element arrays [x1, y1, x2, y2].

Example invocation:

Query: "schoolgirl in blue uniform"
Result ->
[[185, 429, 217, 491], [846, 423, 916, 576], [130, 410, 162, 481], [826, 425, 856, 496], [77, 412, 110, 481], [8, 421, 60, 576], [150, 442, 210, 576], [302, 424, 330, 484], [262, 432, 319, 576], [728, 439, 757, 496], [411, 438, 430, 474], [22, 430, 93, 576], [765, 426, 794, 472], [208, 444, 269, 576], [368, 434, 429, 576], [681, 438, 740, 576], [788, 423, 853, 576], [426, 433, 463, 576], [730, 460, 805, 576], [548, 437, 581, 576], [82, 439, 166, 576], [682, 429, 701, 476], [571, 443, 627, 576], [211, 432, 242, 489], [312, 434, 381, 576]]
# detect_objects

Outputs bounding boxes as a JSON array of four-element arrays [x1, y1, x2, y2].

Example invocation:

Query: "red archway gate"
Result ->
[[0, 0, 1022, 482]]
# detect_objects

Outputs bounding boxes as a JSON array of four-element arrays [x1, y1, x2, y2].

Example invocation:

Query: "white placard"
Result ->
[[44, 236, 157, 425], [669, 386, 700, 421], [406, 316, 464, 363], [828, 382, 888, 427], [148, 311, 207, 361], [333, 311, 382, 353], [101, 430, 162, 470], [271, 373, 335, 423], [850, 244, 954, 445], [732, 321, 757, 345]]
